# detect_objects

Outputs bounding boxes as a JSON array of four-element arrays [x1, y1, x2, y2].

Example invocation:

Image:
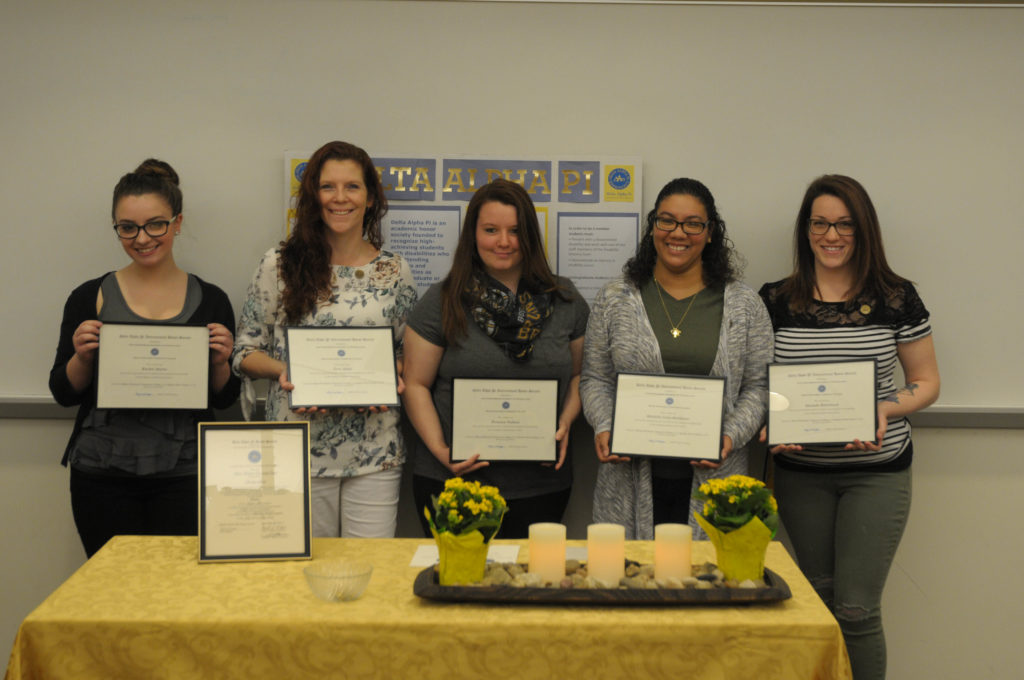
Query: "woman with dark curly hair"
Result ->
[[580, 177, 772, 540], [233, 141, 418, 538]]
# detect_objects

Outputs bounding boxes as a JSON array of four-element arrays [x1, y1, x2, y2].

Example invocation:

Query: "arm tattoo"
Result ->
[[883, 382, 919, 403]]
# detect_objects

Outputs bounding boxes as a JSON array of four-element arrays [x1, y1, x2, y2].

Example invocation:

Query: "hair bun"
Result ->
[[133, 158, 179, 186]]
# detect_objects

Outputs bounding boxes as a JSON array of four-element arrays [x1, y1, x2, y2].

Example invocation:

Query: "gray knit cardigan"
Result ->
[[580, 276, 774, 540]]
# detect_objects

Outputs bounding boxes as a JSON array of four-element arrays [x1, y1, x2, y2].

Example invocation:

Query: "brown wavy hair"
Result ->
[[440, 179, 567, 345], [780, 174, 907, 309], [279, 141, 387, 323]]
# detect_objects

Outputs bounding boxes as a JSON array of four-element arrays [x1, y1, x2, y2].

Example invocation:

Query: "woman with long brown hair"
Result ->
[[403, 179, 589, 538], [233, 140, 418, 538], [759, 174, 940, 680]]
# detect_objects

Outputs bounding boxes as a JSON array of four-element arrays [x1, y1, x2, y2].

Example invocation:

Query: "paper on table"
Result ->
[[410, 544, 520, 567]]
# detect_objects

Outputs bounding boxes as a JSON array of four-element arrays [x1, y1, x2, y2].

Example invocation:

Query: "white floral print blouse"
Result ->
[[232, 247, 419, 478]]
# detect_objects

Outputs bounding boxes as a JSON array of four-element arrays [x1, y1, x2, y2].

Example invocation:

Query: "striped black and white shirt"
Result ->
[[759, 279, 931, 471]]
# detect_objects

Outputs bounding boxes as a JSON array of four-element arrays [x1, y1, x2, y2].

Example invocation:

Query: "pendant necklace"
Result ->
[[654, 277, 700, 339]]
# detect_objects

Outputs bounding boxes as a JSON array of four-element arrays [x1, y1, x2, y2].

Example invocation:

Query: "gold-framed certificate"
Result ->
[[450, 378, 558, 463], [768, 360, 878, 446], [285, 326, 398, 408], [610, 373, 726, 460], [198, 422, 312, 563], [96, 323, 209, 410]]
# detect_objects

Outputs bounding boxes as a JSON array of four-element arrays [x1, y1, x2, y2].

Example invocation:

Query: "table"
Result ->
[[5, 536, 851, 680]]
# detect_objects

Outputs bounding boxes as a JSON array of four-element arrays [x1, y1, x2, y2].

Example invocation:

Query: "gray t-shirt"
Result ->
[[408, 277, 589, 499]]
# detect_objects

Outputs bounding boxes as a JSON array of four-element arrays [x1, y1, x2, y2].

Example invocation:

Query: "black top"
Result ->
[[49, 273, 241, 466]]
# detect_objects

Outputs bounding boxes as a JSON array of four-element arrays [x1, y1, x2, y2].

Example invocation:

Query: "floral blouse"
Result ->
[[232, 247, 418, 478]]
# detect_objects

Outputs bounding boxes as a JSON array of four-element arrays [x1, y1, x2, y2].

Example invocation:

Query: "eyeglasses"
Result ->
[[808, 219, 855, 236], [113, 217, 177, 240], [653, 215, 710, 235]]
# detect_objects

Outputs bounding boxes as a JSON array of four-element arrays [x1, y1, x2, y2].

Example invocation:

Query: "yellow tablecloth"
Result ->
[[5, 536, 850, 680]]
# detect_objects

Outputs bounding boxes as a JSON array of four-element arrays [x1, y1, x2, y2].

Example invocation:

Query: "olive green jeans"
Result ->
[[774, 462, 911, 680]]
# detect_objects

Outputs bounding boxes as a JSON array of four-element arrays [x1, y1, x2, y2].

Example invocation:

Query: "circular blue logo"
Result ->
[[150, 348, 159, 356], [248, 450, 261, 463], [665, 397, 674, 405], [294, 161, 308, 182], [337, 349, 346, 357], [608, 168, 631, 190], [502, 402, 510, 409], [818, 385, 826, 392]]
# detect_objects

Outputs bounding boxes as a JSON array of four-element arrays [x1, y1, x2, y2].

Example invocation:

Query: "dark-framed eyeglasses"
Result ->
[[653, 215, 709, 235], [113, 217, 176, 240], [808, 219, 855, 236]]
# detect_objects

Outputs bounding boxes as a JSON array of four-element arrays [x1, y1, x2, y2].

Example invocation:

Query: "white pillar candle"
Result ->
[[654, 523, 692, 582], [587, 523, 625, 586], [528, 523, 566, 584]]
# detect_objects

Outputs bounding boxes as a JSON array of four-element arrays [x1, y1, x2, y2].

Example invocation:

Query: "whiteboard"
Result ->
[[2, 0, 1022, 411]]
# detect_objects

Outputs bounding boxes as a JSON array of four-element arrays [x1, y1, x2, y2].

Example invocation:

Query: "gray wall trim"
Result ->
[[4, 397, 1024, 429]]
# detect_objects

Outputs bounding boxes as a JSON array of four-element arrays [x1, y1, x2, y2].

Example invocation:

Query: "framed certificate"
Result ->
[[285, 326, 399, 408], [610, 372, 726, 461], [450, 378, 558, 463], [96, 322, 209, 410], [768, 360, 878, 446], [198, 422, 311, 563]]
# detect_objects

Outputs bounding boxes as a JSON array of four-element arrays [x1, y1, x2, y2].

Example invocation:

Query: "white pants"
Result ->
[[310, 468, 402, 538]]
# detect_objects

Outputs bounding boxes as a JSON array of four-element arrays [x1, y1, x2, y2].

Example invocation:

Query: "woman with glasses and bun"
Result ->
[[580, 177, 773, 540], [49, 159, 240, 557], [759, 174, 939, 680], [233, 141, 417, 539]]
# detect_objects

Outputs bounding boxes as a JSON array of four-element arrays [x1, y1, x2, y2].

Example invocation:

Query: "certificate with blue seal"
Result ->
[[450, 378, 558, 463], [610, 373, 726, 461], [198, 422, 311, 563], [767, 359, 878, 446], [96, 322, 209, 410], [285, 326, 398, 409]]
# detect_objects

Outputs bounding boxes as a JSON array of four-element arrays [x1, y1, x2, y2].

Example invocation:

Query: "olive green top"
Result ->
[[640, 279, 724, 478]]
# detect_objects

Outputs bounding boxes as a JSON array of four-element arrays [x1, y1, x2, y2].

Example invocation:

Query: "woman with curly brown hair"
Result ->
[[233, 141, 418, 538]]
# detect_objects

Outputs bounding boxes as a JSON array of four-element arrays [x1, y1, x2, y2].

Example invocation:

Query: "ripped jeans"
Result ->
[[774, 463, 911, 680]]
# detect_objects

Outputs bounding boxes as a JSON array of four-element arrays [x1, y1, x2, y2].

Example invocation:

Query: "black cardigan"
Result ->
[[49, 273, 241, 466]]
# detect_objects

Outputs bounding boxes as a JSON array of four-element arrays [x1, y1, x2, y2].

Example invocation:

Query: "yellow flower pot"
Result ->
[[431, 528, 490, 585], [695, 514, 773, 582]]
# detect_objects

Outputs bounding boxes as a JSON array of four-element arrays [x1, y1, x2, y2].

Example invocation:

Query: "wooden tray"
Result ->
[[413, 565, 792, 606]]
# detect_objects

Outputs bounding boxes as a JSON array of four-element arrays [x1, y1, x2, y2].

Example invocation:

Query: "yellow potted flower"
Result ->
[[693, 475, 779, 582], [424, 478, 507, 585]]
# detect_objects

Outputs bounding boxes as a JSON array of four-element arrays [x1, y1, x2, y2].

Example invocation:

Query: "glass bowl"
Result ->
[[303, 559, 373, 602]]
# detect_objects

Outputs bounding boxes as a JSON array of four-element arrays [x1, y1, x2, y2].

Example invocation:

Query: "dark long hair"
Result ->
[[624, 177, 739, 289], [111, 159, 182, 219], [440, 179, 566, 345], [279, 141, 387, 323], [780, 174, 907, 309]]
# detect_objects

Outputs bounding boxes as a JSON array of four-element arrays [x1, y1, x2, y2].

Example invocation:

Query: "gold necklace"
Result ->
[[654, 278, 700, 339]]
